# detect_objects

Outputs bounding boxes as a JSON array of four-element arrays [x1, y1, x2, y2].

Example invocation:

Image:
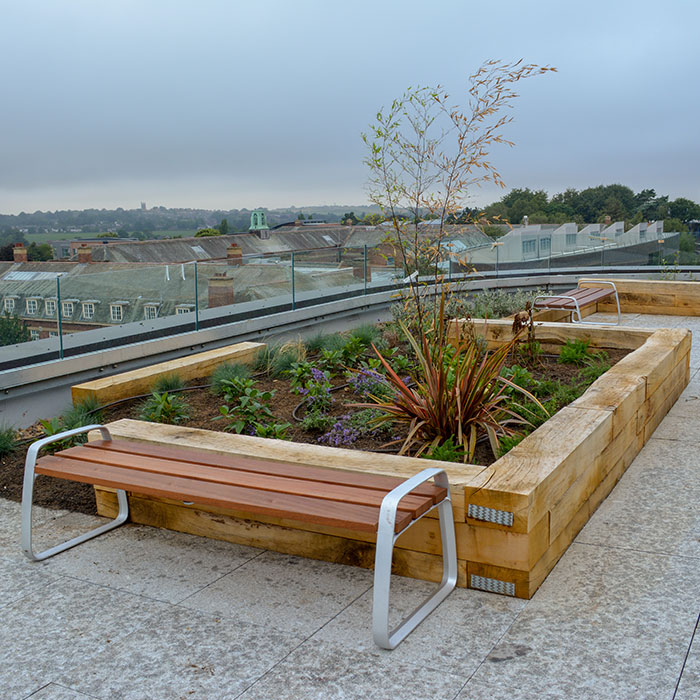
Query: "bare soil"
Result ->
[[1, 349, 629, 517]]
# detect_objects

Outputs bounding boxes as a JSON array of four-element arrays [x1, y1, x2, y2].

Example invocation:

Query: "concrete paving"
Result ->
[[2, 313, 699, 699]]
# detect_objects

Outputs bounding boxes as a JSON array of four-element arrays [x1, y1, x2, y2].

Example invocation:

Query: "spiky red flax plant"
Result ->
[[353, 306, 546, 463]]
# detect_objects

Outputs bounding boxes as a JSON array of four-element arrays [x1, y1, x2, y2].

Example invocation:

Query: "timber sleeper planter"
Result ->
[[91, 319, 691, 599]]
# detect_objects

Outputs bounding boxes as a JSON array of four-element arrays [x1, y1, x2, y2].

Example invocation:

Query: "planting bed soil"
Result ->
[[0, 348, 629, 517]]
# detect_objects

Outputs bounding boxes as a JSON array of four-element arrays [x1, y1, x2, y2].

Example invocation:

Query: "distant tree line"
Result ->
[[479, 185, 700, 232]]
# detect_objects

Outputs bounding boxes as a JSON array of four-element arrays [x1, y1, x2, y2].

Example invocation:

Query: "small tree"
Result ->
[[0, 312, 30, 346], [219, 218, 229, 235], [363, 59, 556, 334]]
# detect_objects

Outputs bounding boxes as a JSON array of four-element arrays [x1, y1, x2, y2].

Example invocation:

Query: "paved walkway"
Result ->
[[2, 313, 699, 699]]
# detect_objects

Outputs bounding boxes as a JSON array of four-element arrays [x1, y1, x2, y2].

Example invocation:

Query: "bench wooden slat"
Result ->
[[56, 445, 439, 518], [536, 286, 614, 310], [36, 454, 414, 533], [83, 439, 441, 499]]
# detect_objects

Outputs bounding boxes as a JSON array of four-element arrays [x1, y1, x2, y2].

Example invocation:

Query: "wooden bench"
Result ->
[[533, 279, 621, 325], [22, 424, 457, 649]]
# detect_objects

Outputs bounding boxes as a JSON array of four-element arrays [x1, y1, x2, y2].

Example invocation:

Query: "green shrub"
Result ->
[[215, 385, 276, 434], [151, 372, 186, 393], [421, 436, 466, 463], [139, 392, 190, 424], [253, 422, 292, 440], [498, 433, 526, 457], [0, 425, 17, 456], [60, 396, 103, 429], [301, 409, 334, 432], [350, 324, 385, 349], [210, 363, 251, 394], [305, 332, 345, 354], [558, 339, 591, 365]]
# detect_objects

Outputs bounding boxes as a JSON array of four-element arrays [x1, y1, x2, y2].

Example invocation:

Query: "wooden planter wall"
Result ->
[[534, 277, 700, 322], [72, 341, 265, 405], [93, 318, 691, 600]]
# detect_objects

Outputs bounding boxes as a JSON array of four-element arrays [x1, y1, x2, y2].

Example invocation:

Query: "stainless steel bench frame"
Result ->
[[22, 424, 457, 650], [534, 279, 621, 326]]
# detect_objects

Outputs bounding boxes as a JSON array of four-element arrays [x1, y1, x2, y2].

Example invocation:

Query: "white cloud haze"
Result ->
[[1, 0, 698, 213]]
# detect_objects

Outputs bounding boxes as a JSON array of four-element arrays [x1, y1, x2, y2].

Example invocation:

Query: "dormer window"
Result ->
[[176, 305, 194, 315], [45, 299, 56, 316], [82, 302, 95, 320], [26, 298, 39, 315], [3, 297, 16, 313], [110, 304, 123, 322], [62, 301, 74, 318], [144, 303, 160, 320]]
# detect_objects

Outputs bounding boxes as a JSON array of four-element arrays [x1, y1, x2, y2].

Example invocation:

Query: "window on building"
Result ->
[[144, 305, 158, 320], [522, 240, 536, 255], [110, 304, 123, 323], [26, 299, 39, 315], [30, 329, 40, 340], [45, 299, 56, 316], [540, 237, 551, 251], [176, 306, 192, 315], [49, 331, 58, 338], [82, 302, 95, 320], [566, 233, 577, 246], [640, 229, 647, 241], [62, 301, 74, 318], [4, 298, 15, 313]]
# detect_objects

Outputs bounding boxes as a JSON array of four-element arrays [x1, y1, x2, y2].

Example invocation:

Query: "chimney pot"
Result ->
[[13, 243, 28, 263], [207, 272, 234, 307], [77, 244, 93, 263]]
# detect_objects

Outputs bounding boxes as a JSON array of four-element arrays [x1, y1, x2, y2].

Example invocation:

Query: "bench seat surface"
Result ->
[[535, 286, 614, 310], [36, 439, 446, 533]]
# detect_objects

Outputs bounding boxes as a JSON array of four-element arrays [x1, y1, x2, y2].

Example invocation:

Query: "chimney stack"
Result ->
[[207, 273, 234, 308], [13, 243, 28, 263], [226, 243, 243, 265], [77, 244, 93, 263]]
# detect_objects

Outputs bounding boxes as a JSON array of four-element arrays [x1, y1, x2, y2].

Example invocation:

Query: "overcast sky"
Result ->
[[1, 0, 698, 214]]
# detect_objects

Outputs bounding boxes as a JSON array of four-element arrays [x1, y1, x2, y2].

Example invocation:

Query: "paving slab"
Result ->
[[32, 515, 263, 604], [0, 499, 69, 555], [0, 576, 170, 700], [180, 550, 373, 636], [311, 575, 525, 676], [0, 554, 57, 610], [577, 438, 700, 558], [460, 543, 700, 700], [54, 605, 301, 700], [22, 684, 99, 699], [237, 637, 465, 700], [676, 622, 700, 700]]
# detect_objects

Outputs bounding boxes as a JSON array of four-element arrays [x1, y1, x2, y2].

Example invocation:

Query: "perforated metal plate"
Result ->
[[470, 575, 515, 597], [467, 504, 514, 527]]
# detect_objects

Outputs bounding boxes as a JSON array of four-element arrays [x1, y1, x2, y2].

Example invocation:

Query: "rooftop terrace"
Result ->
[[0, 312, 698, 698]]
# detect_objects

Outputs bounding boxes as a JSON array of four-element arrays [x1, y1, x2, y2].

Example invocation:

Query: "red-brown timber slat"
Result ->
[[536, 286, 614, 310], [83, 439, 442, 499], [36, 454, 414, 533], [56, 445, 438, 518]]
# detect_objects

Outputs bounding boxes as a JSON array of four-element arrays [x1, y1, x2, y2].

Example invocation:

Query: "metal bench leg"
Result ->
[[21, 424, 130, 562], [372, 468, 457, 650]]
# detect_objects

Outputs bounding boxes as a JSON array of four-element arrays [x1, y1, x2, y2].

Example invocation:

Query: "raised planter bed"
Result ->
[[92, 318, 691, 599]]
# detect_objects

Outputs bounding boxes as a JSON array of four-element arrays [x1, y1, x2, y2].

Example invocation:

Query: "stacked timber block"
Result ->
[[92, 319, 691, 600], [71, 341, 265, 405]]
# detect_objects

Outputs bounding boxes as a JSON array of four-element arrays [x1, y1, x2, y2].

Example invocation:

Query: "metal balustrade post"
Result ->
[[194, 262, 199, 332], [56, 276, 64, 359], [291, 252, 296, 310], [363, 245, 368, 294]]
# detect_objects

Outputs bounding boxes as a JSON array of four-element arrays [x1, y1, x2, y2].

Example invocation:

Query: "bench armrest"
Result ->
[[25, 424, 112, 472], [377, 467, 449, 532]]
